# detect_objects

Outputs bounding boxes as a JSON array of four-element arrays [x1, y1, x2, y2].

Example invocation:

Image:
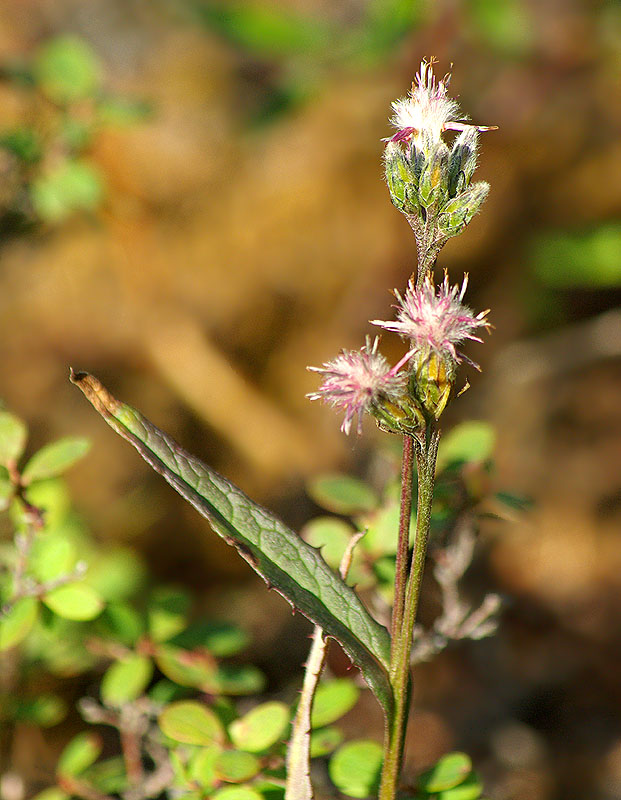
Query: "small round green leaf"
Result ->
[[212, 788, 263, 800], [22, 437, 91, 484], [31, 160, 104, 223], [329, 740, 383, 798], [101, 654, 153, 706], [310, 726, 343, 758], [212, 663, 266, 696], [307, 474, 378, 515], [158, 700, 225, 746], [16, 694, 67, 726], [31, 789, 70, 800], [0, 597, 38, 651], [43, 583, 104, 621], [87, 548, 147, 602], [417, 752, 472, 793], [57, 732, 102, 777], [171, 620, 250, 657], [0, 412, 27, 466], [215, 750, 262, 783], [148, 586, 191, 642], [35, 36, 101, 103], [311, 679, 360, 728], [188, 745, 221, 790], [154, 643, 217, 689], [437, 423, 496, 470], [97, 602, 144, 646], [30, 536, 76, 582], [437, 773, 483, 800], [229, 701, 289, 753], [359, 499, 403, 556]]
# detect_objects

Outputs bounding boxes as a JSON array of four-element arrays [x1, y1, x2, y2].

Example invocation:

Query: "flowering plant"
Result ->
[[67, 59, 499, 800]]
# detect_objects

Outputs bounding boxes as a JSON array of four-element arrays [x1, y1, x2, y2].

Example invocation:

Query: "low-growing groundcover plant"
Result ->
[[0, 59, 519, 800]]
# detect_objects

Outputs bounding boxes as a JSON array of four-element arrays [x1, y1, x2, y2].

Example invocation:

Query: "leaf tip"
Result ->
[[69, 370, 121, 418]]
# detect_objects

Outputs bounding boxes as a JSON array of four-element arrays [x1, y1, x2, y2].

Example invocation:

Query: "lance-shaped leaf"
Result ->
[[70, 371, 393, 716]]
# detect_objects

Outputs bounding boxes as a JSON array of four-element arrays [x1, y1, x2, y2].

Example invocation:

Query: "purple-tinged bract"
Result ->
[[307, 337, 406, 435]]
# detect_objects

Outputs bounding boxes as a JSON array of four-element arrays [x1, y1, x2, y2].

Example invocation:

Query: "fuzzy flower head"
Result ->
[[307, 337, 406, 435], [389, 58, 497, 146], [372, 274, 491, 369]]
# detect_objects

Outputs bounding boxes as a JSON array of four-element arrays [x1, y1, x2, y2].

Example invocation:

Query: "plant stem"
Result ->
[[390, 435, 414, 653], [379, 425, 439, 800]]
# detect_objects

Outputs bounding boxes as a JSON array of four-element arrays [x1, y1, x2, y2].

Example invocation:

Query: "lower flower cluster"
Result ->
[[308, 275, 490, 435]]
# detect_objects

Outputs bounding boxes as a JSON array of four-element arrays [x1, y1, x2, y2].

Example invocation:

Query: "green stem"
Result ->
[[379, 426, 440, 800], [390, 435, 414, 655]]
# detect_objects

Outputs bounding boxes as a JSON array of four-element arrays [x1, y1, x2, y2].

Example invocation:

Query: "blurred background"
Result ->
[[0, 0, 620, 798]]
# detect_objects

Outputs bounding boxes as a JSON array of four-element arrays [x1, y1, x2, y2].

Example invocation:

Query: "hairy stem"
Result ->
[[390, 435, 414, 654], [379, 426, 439, 800]]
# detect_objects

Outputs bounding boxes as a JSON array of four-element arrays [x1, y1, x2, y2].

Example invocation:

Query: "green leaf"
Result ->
[[57, 732, 102, 777], [329, 739, 383, 798], [30, 535, 76, 582], [311, 678, 359, 728], [214, 662, 266, 695], [188, 745, 221, 790], [0, 411, 27, 466], [31, 790, 70, 800], [255, 783, 285, 800], [101, 654, 153, 706], [437, 422, 496, 470], [148, 586, 191, 642], [97, 602, 144, 645], [215, 750, 262, 783], [43, 583, 104, 620], [417, 752, 472, 793], [359, 499, 402, 556], [31, 160, 104, 223], [229, 701, 289, 753], [82, 756, 128, 794], [22, 437, 90, 483], [15, 694, 67, 726], [437, 773, 483, 800], [0, 597, 38, 651], [87, 548, 147, 602], [35, 36, 101, 103], [192, 1, 333, 57], [310, 726, 343, 757], [71, 372, 393, 717], [98, 96, 153, 126], [307, 474, 378, 514], [171, 620, 250, 656], [212, 788, 263, 800], [154, 643, 217, 688], [301, 517, 370, 587], [148, 678, 191, 704], [530, 224, 621, 288], [159, 700, 225, 746], [0, 479, 13, 511]]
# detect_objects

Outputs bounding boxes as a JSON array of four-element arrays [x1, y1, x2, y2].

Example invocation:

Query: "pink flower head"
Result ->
[[307, 337, 406, 435], [388, 58, 497, 145], [371, 274, 491, 369]]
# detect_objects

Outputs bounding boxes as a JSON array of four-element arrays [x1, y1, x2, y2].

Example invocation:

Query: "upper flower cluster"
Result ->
[[389, 58, 497, 146]]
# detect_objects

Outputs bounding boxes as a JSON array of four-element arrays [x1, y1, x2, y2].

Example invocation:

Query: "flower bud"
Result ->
[[409, 349, 456, 420], [417, 141, 450, 211], [384, 141, 419, 215], [438, 181, 489, 239], [448, 127, 479, 196]]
